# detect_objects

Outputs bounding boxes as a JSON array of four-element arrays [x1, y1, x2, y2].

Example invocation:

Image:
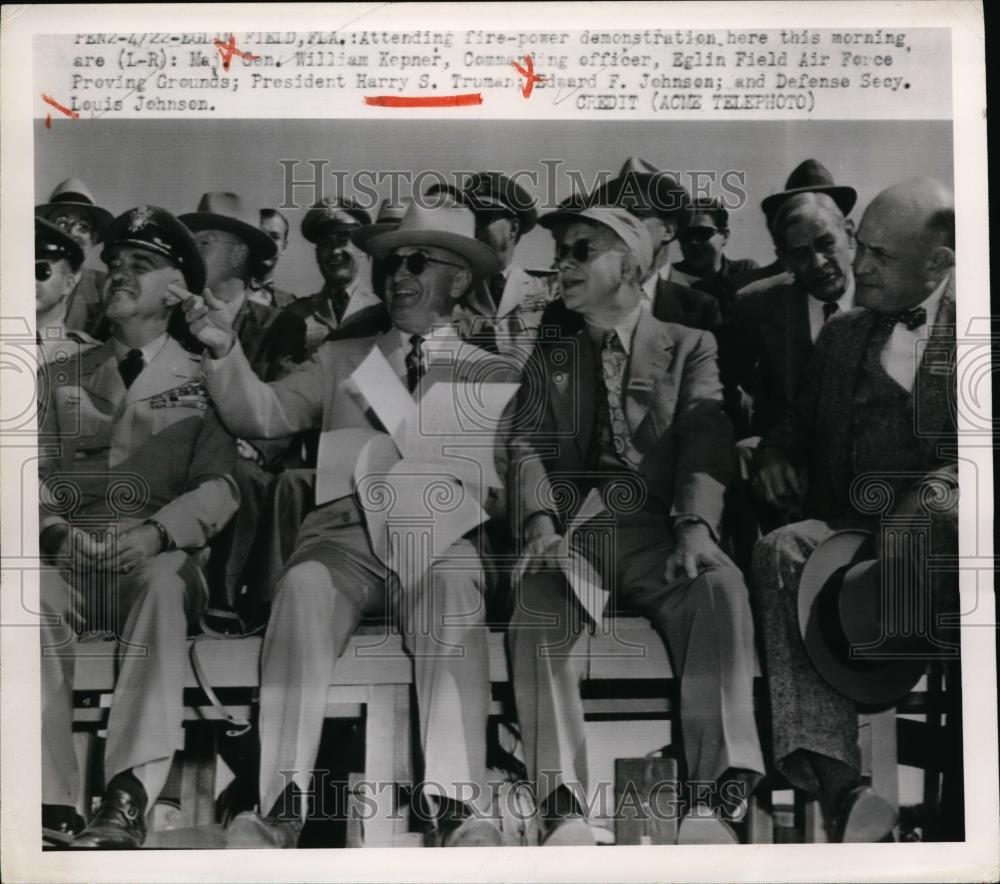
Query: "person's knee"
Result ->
[[131, 552, 187, 605], [696, 565, 751, 614], [276, 561, 333, 606]]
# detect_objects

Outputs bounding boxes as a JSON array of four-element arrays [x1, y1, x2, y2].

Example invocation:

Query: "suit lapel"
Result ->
[[81, 342, 127, 411], [624, 312, 671, 435], [915, 278, 956, 460], [547, 329, 594, 458]]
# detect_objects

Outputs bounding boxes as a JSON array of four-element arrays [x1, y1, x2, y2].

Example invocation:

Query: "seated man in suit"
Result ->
[[249, 208, 297, 309], [35, 217, 99, 364], [750, 179, 957, 841], [287, 197, 388, 354], [673, 197, 759, 320], [178, 202, 518, 848], [507, 205, 764, 845], [721, 188, 858, 445], [38, 206, 239, 846]]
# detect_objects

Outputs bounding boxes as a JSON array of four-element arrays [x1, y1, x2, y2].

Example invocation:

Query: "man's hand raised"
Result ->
[[169, 283, 243, 359]]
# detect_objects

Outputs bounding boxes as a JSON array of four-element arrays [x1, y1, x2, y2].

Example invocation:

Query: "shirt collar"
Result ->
[[585, 301, 644, 356], [113, 332, 169, 365], [917, 276, 948, 326]]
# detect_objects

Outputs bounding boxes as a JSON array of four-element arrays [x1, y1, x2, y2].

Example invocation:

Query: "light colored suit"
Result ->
[[38, 335, 239, 808], [507, 308, 763, 798], [203, 329, 518, 814]]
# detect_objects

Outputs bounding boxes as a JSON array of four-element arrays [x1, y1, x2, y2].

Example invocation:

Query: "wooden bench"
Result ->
[[73, 623, 924, 846]]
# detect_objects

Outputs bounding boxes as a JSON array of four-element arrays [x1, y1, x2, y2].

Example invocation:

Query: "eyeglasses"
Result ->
[[384, 251, 465, 277], [554, 239, 623, 265], [35, 260, 55, 282], [678, 226, 721, 245]]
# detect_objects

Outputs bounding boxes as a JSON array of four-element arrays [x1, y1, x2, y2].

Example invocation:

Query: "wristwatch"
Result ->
[[143, 519, 174, 553]]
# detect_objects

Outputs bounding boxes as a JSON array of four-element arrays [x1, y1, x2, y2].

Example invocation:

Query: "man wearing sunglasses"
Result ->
[[287, 197, 388, 355], [427, 172, 554, 367], [508, 206, 764, 845], [35, 217, 99, 364], [35, 178, 115, 340], [587, 157, 722, 333], [673, 197, 760, 320], [37, 205, 239, 848], [178, 201, 518, 848]]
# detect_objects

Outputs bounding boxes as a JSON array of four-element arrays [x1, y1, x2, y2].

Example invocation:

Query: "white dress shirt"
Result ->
[[880, 278, 947, 392], [807, 277, 855, 344]]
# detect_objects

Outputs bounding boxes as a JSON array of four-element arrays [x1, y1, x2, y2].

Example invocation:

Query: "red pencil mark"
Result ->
[[511, 55, 544, 98], [45, 114, 52, 128], [213, 34, 258, 72], [42, 94, 79, 120], [364, 93, 483, 108]]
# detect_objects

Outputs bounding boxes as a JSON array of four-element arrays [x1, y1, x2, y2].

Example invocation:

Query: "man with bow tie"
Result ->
[[179, 202, 518, 848], [287, 197, 388, 355], [37, 206, 239, 847], [750, 179, 957, 841], [507, 206, 764, 845]]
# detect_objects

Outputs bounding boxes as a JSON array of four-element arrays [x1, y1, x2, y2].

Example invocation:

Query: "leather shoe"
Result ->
[[540, 815, 597, 846], [835, 785, 897, 842], [226, 811, 304, 848], [71, 779, 148, 849]]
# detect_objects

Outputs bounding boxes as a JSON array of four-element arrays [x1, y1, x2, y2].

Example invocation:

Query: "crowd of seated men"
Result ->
[[34, 158, 958, 848]]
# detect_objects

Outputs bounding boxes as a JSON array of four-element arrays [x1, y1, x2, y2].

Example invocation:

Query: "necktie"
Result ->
[[876, 305, 927, 332], [405, 335, 425, 393], [118, 349, 144, 388], [822, 302, 839, 322], [488, 272, 506, 308], [329, 287, 350, 324], [599, 330, 643, 469]]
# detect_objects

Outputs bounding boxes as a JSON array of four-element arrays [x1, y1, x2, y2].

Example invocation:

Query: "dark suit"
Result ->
[[653, 276, 723, 331], [675, 256, 760, 320], [721, 280, 815, 440], [751, 279, 957, 797], [507, 307, 764, 796]]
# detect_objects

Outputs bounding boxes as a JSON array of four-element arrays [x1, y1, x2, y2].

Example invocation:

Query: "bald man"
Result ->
[[749, 179, 957, 841]]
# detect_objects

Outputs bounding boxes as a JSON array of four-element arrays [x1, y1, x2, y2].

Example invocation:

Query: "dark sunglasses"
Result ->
[[384, 251, 464, 277], [678, 226, 721, 245], [554, 239, 621, 265], [35, 260, 54, 282]]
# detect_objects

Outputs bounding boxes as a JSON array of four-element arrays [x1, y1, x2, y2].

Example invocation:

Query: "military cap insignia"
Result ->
[[129, 205, 154, 232]]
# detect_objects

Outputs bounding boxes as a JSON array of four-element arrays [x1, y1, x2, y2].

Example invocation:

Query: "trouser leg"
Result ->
[[508, 569, 588, 801], [399, 539, 490, 807], [257, 560, 364, 816]]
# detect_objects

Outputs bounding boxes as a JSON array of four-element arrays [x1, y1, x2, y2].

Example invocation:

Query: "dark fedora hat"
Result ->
[[589, 156, 691, 226], [761, 159, 858, 225], [426, 172, 539, 236], [798, 530, 930, 707], [100, 205, 206, 294], [35, 177, 114, 236], [180, 192, 278, 266], [301, 197, 373, 244]]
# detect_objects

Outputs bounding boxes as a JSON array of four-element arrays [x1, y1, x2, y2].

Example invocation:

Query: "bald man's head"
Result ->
[[854, 178, 955, 312]]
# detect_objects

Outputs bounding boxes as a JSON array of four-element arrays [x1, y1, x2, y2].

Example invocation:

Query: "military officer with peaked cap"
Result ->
[[37, 205, 239, 847], [35, 216, 99, 364], [287, 196, 385, 353], [36, 177, 115, 339]]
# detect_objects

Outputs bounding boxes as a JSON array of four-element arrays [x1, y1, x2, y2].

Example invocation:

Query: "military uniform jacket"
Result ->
[[37, 335, 240, 549], [762, 278, 957, 521], [452, 264, 555, 368]]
